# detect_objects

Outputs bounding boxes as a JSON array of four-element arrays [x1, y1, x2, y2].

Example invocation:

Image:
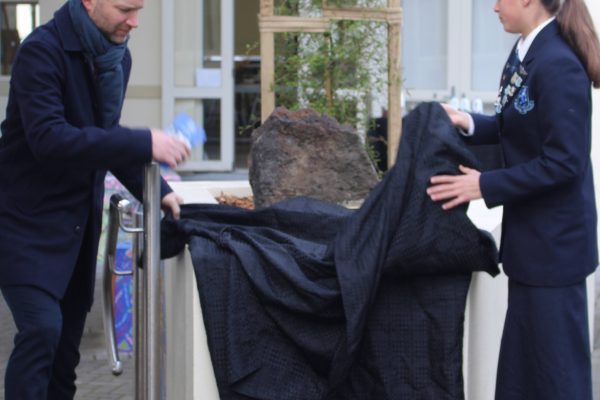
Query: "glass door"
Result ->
[[162, 0, 234, 172]]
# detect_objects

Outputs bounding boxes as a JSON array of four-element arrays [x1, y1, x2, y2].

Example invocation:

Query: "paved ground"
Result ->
[[1, 273, 600, 399], [0, 280, 136, 400]]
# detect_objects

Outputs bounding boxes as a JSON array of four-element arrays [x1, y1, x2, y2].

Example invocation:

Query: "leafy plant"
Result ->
[[272, 0, 389, 136]]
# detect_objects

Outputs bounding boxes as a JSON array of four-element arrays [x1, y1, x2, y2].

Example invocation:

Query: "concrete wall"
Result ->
[[122, 0, 162, 128], [7, 0, 163, 128], [40, 0, 62, 23]]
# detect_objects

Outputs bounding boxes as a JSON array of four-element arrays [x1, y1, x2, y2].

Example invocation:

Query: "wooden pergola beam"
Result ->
[[322, 6, 402, 23], [387, 0, 402, 167], [260, 0, 276, 123], [259, 16, 330, 33]]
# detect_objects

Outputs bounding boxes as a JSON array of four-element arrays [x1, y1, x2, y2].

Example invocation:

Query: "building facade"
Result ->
[[0, 0, 598, 176]]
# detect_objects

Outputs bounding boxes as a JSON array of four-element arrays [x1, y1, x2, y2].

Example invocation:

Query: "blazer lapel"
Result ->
[[498, 20, 560, 116]]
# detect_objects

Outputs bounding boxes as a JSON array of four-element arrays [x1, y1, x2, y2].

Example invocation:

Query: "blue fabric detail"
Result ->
[[68, 0, 128, 128], [514, 86, 535, 115]]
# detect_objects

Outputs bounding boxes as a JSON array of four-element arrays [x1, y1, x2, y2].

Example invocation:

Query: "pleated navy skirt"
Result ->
[[495, 279, 592, 400]]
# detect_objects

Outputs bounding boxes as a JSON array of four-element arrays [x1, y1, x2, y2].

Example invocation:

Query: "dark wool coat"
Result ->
[[0, 3, 171, 308]]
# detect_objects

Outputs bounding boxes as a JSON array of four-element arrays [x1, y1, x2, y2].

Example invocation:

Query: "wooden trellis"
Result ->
[[259, 0, 403, 167]]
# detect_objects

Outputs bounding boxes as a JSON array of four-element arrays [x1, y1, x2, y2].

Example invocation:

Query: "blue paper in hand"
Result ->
[[167, 113, 206, 150]]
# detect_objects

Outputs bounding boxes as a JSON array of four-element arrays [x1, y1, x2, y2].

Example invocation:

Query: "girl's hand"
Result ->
[[427, 165, 482, 210], [441, 103, 471, 131]]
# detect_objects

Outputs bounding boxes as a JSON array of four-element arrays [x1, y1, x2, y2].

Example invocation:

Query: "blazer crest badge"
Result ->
[[513, 85, 535, 114]]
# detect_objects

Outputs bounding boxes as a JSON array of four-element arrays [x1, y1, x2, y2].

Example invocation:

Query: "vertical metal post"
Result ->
[[143, 162, 161, 400], [133, 210, 146, 399]]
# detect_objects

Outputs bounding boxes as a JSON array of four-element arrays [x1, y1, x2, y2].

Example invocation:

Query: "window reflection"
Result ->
[[175, 98, 221, 162], [401, 0, 448, 91], [174, 0, 221, 87]]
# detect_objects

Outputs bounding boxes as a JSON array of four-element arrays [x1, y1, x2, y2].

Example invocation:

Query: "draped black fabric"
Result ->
[[161, 102, 499, 400]]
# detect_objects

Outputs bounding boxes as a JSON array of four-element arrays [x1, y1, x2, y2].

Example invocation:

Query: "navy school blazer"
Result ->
[[0, 3, 171, 308], [466, 20, 598, 286]]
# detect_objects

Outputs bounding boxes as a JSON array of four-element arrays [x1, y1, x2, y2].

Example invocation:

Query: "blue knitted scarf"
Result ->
[[68, 0, 128, 128]]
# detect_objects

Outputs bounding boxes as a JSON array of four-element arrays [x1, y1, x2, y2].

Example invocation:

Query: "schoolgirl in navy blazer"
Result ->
[[427, 0, 600, 398]]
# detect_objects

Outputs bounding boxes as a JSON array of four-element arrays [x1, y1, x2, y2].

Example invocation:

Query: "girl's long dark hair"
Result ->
[[542, 0, 600, 88]]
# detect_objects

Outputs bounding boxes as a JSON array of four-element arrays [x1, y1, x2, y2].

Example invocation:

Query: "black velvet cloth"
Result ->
[[161, 102, 499, 400]]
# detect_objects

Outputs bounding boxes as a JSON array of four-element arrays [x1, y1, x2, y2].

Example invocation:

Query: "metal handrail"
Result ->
[[117, 198, 144, 234], [101, 162, 162, 399], [102, 194, 133, 376]]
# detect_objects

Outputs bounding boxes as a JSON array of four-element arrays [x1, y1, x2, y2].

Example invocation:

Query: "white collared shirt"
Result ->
[[517, 16, 556, 61], [462, 16, 556, 136]]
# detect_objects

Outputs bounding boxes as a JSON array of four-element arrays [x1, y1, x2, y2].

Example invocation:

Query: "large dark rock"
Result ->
[[249, 107, 379, 208]]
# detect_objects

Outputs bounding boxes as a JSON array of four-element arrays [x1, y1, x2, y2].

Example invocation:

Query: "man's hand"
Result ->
[[161, 192, 184, 220], [151, 129, 191, 168], [427, 165, 482, 210]]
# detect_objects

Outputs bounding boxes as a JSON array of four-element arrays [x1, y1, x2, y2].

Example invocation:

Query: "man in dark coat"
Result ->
[[0, 0, 189, 398]]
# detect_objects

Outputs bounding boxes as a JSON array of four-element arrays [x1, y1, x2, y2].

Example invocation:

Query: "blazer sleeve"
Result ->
[[480, 55, 592, 208], [464, 113, 500, 145], [12, 39, 152, 169]]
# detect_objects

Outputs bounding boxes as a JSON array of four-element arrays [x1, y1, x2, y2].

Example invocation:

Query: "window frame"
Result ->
[[0, 0, 39, 77], [403, 0, 510, 107]]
